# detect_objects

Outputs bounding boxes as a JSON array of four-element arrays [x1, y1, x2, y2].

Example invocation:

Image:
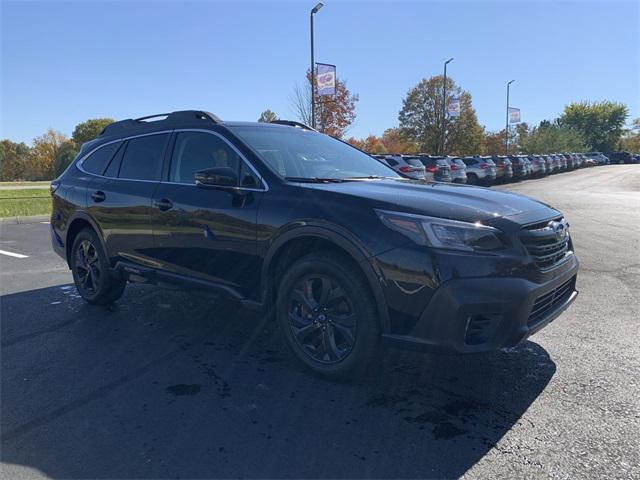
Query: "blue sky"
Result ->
[[2, 0, 638, 143]]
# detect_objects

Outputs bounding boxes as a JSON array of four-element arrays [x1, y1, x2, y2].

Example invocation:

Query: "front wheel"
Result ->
[[70, 228, 126, 305], [276, 253, 380, 379]]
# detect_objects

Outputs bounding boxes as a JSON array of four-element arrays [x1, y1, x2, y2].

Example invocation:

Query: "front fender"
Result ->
[[260, 222, 391, 333]]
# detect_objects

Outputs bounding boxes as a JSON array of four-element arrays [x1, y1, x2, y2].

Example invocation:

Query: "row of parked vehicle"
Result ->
[[371, 152, 624, 186]]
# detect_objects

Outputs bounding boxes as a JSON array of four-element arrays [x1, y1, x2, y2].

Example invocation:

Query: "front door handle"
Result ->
[[91, 191, 105, 203], [153, 198, 174, 211]]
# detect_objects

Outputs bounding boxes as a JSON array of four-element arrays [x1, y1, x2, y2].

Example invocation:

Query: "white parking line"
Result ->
[[0, 249, 29, 259]]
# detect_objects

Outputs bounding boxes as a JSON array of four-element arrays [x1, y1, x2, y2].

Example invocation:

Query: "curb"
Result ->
[[0, 215, 50, 225]]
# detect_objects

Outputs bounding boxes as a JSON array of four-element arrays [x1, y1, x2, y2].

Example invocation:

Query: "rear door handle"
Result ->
[[153, 198, 174, 211], [91, 191, 105, 203]]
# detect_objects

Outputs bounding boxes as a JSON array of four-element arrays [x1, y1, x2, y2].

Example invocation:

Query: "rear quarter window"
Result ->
[[81, 142, 121, 175], [404, 158, 423, 167]]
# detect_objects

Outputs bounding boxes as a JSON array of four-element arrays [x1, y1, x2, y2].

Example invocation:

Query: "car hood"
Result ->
[[302, 178, 558, 223]]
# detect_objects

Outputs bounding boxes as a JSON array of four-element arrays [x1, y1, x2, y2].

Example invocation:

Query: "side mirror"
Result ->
[[195, 167, 238, 188]]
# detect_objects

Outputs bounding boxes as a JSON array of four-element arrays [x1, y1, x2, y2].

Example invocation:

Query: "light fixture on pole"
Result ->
[[506, 79, 515, 155], [310, 2, 324, 129], [441, 57, 454, 155]]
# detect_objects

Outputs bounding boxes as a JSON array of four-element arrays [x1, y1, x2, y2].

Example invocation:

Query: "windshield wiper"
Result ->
[[344, 175, 397, 180], [284, 176, 350, 183]]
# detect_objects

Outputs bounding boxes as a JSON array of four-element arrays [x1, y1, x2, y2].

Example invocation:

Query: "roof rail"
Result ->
[[269, 120, 317, 131], [99, 110, 222, 137]]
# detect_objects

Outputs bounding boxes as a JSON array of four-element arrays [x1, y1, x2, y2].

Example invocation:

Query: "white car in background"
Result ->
[[372, 154, 428, 180]]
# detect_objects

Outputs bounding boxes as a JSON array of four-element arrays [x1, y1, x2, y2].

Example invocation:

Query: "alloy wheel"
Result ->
[[75, 239, 101, 295], [288, 274, 357, 364]]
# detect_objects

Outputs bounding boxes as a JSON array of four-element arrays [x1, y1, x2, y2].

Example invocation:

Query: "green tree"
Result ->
[[0, 140, 30, 181], [258, 109, 278, 123], [620, 118, 640, 152], [559, 101, 628, 152], [54, 140, 78, 177], [398, 76, 484, 155], [72, 118, 114, 147], [520, 121, 586, 154]]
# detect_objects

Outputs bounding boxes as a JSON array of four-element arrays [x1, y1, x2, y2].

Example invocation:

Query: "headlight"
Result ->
[[375, 209, 507, 252]]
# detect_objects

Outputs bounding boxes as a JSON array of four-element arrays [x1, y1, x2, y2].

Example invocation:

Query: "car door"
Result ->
[[86, 132, 170, 267], [151, 129, 265, 297]]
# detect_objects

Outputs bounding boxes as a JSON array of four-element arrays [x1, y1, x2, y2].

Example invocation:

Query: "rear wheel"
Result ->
[[467, 173, 478, 185], [277, 252, 380, 379], [70, 228, 126, 305]]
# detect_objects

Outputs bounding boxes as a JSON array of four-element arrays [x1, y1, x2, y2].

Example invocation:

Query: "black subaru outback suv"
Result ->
[[51, 110, 579, 378]]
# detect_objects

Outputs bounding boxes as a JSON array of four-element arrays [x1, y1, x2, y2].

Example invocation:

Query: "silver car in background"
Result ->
[[461, 156, 497, 185], [373, 154, 427, 180], [527, 155, 547, 176], [445, 156, 468, 183]]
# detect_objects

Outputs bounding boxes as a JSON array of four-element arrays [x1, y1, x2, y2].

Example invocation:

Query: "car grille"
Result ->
[[528, 276, 576, 326], [520, 217, 571, 269]]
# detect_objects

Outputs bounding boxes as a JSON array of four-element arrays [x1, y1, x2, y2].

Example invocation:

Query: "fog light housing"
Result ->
[[464, 314, 503, 346]]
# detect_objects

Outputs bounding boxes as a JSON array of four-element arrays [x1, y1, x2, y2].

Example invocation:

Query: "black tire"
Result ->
[[276, 252, 380, 379], [467, 173, 478, 185], [70, 228, 126, 305]]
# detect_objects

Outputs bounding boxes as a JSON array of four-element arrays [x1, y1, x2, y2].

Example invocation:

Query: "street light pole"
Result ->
[[441, 58, 454, 155], [505, 79, 515, 155], [310, 3, 323, 129]]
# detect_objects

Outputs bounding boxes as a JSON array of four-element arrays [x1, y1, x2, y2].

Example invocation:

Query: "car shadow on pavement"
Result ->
[[1, 283, 556, 479]]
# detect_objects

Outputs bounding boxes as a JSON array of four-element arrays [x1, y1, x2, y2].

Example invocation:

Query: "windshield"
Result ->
[[230, 126, 400, 180]]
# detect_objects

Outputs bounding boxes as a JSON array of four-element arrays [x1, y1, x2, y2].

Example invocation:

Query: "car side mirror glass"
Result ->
[[195, 167, 238, 188]]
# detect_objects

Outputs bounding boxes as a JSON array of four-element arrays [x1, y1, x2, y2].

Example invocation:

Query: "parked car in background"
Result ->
[[556, 154, 568, 171], [560, 154, 574, 170], [373, 154, 426, 180], [418, 156, 452, 182], [444, 157, 467, 184], [607, 151, 633, 164], [588, 152, 610, 165], [508, 155, 529, 180], [527, 155, 547, 176], [461, 156, 496, 185], [540, 154, 555, 173], [571, 153, 583, 169], [490, 155, 513, 182], [569, 153, 583, 168], [574, 153, 585, 167]]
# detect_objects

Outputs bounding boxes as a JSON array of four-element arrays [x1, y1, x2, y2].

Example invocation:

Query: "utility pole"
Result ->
[[310, 3, 324, 128], [506, 79, 515, 155], [441, 58, 454, 155]]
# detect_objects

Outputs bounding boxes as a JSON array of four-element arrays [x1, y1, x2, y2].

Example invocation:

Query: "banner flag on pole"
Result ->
[[316, 63, 336, 96], [447, 97, 461, 117], [508, 107, 521, 124]]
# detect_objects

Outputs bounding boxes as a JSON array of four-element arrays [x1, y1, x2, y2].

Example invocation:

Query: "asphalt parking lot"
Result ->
[[1, 166, 639, 479]]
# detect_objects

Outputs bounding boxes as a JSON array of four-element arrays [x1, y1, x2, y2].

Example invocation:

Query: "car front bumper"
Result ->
[[380, 253, 579, 354]]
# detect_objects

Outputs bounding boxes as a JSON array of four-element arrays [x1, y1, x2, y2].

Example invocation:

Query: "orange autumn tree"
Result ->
[[291, 70, 358, 139]]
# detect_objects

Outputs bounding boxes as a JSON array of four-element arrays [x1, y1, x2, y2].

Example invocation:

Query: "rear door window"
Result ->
[[82, 142, 121, 175], [118, 134, 170, 181]]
